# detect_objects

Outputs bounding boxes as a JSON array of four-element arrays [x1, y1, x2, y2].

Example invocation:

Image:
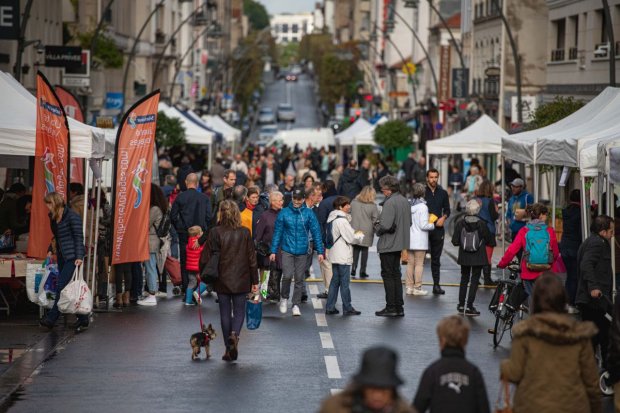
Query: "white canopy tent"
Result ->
[[335, 117, 380, 161], [201, 114, 241, 144], [158, 102, 214, 169], [426, 114, 504, 155]]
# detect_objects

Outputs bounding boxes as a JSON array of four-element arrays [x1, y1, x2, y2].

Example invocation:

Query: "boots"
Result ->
[[113, 293, 123, 309], [483, 266, 498, 286], [122, 291, 130, 307]]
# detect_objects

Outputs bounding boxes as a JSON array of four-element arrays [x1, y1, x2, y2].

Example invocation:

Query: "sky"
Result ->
[[260, 0, 316, 15]]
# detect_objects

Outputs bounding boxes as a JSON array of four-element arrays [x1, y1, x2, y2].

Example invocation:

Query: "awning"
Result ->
[[427, 114, 505, 155]]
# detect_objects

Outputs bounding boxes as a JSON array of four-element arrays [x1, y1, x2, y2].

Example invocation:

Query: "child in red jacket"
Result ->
[[186, 226, 206, 305]]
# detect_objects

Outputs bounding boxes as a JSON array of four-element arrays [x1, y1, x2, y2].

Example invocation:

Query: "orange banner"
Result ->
[[55, 86, 85, 184], [28, 72, 71, 258], [111, 90, 160, 265]]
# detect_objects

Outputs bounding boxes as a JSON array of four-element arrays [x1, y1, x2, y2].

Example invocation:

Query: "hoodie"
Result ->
[[326, 209, 364, 265], [409, 198, 435, 251]]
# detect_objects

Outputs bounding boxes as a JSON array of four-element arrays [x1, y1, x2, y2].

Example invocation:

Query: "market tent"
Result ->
[[501, 87, 620, 164], [181, 110, 223, 143], [201, 114, 241, 144], [335, 117, 373, 145], [578, 135, 619, 177], [158, 102, 214, 146], [426, 114, 504, 155], [0, 71, 107, 159], [610, 147, 620, 185]]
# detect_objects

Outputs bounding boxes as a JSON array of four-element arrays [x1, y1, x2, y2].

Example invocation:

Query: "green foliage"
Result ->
[[76, 30, 123, 69], [315, 43, 362, 111], [527, 96, 585, 130], [277, 42, 299, 66], [374, 120, 413, 150], [243, 0, 269, 31], [232, 32, 273, 116], [156, 111, 186, 149]]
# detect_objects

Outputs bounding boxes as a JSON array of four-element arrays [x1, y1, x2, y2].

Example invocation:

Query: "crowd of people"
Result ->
[[11, 140, 620, 411]]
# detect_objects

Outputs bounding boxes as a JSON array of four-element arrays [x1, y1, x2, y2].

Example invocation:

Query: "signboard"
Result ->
[[62, 49, 90, 87], [105, 92, 124, 110], [438, 45, 451, 102], [44, 46, 83, 68], [0, 0, 19, 40], [451, 68, 469, 98], [510, 95, 538, 124], [62, 76, 89, 87]]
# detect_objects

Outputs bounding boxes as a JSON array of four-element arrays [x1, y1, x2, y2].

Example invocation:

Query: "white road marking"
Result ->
[[330, 389, 343, 395], [315, 312, 328, 327], [324, 356, 342, 379], [312, 297, 323, 310], [308, 284, 320, 295], [319, 332, 334, 349]]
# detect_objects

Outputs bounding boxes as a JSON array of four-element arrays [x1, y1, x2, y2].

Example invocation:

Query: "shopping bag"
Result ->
[[164, 256, 182, 286], [58, 267, 92, 315], [259, 270, 270, 300], [26, 262, 44, 304], [246, 295, 262, 330], [494, 381, 513, 413], [38, 263, 59, 309]]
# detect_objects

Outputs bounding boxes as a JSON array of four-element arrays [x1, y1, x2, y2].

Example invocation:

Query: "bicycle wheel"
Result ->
[[493, 308, 514, 348]]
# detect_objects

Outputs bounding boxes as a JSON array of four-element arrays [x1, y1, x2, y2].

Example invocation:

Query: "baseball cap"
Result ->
[[510, 178, 525, 187], [292, 188, 306, 199]]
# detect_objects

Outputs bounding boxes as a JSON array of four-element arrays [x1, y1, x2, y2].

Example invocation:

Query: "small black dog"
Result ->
[[190, 323, 216, 360]]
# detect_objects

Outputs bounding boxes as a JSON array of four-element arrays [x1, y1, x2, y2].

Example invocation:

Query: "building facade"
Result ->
[[271, 13, 314, 43]]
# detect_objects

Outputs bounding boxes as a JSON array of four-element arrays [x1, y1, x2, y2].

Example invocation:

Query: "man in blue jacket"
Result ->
[[270, 188, 325, 317], [506, 178, 534, 241]]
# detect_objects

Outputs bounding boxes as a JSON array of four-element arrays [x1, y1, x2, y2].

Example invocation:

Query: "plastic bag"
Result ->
[[246, 295, 262, 330], [259, 270, 270, 300], [38, 263, 58, 309], [58, 267, 92, 315], [26, 262, 43, 303]]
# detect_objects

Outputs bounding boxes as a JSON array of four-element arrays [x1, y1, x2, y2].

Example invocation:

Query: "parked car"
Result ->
[[277, 103, 295, 122], [258, 124, 278, 141], [258, 107, 275, 124]]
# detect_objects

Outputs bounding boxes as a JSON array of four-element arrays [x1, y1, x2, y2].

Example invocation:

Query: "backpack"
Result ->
[[524, 222, 553, 271], [156, 210, 172, 238], [325, 216, 346, 249], [460, 224, 482, 253]]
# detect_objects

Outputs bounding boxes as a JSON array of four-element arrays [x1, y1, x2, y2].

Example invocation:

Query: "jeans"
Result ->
[[523, 278, 536, 309], [45, 258, 88, 324], [458, 265, 482, 307], [217, 293, 246, 347], [281, 251, 307, 305], [405, 250, 426, 289], [326, 264, 353, 312], [178, 232, 189, 292], [144, 253, 159, 294], [429, 229, 444, 284], [352, 246, 368, 274], [380, 251, 403, 310], [562, 254, 579, 305]]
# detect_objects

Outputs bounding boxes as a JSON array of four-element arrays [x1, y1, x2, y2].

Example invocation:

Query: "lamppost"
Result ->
[[602, 0, 616, 86], [121, 0, 166, 113], [13, 0, 35, 83]]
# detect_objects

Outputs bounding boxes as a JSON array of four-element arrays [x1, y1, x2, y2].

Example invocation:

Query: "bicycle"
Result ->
[[488, 261, 527, 348]]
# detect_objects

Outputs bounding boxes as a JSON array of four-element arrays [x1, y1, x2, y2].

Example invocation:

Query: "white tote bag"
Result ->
[[58, 267, 93, 315]]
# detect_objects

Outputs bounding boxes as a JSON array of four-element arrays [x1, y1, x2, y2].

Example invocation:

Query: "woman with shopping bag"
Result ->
[[39, 192, 90, 332]]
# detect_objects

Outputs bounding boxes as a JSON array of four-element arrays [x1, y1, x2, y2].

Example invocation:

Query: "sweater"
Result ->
[[186, 235, 204, 272]]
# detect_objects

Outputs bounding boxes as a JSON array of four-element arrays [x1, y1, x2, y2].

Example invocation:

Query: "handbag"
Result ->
[[246, 295, 262, 330], [256, 240, 270, 257], [494, 381, 513, 413], [259, 269, 271, 300], [164, 256, 182, 286], [58, 267, 93, 315]]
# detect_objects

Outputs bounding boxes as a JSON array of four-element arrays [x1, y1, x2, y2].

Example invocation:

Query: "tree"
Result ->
[[527, 96, 585, 130], [156, 111, 186, 149], [243, 0, 269, 31], [374, 120, 413, 150], [277, 42, 299, 66]]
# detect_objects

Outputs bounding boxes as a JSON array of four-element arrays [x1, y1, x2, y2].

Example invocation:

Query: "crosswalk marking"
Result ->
[[319, 332, 334, 349], [308, 284, 320, 295], [315, 312, 328, 327], [324, 356, 342, 379], [312, 297, 323, 310]]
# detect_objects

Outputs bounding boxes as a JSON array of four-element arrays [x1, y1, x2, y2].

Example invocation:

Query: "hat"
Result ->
[[292, 188, 305, 199], [510, 178, 525, 187], [353, 347, 404, 388]]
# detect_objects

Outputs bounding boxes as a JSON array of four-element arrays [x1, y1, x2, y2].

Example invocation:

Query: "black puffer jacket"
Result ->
[[338, 168, 362, 200], [50, 207, 85, 261], [451, 216, 493, 266], [576, 233, 612, 312]]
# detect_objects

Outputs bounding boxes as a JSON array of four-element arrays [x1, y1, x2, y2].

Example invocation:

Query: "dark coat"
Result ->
[[254, 208, 281, 269], [559, 203, 582, 257], [413, 348, 490, 413], [576, 233, 612, 312], [170, 188, 212, 241], [402, 157, 416, 181], [425, 185, 450, 234], [451, 216, 493, 267], [199, 226, 259, 295], [338, 168, 362, 200], [176, 164, 193, 191], [260, 163, 281, 186], [318, 194, 338, 241], [50, 207, 85, 261]]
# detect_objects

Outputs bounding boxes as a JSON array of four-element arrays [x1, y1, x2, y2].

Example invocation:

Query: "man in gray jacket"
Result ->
[[374, 176, 411, 317]]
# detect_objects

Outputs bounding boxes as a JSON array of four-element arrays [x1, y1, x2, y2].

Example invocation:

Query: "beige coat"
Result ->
[[319, 386, 416, 413], [500, 312, 600, 413]]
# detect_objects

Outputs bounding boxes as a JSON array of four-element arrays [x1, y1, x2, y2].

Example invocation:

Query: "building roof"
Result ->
[[431, 12, 461, 30]]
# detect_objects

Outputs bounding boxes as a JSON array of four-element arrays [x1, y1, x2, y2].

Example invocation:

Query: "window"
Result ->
[[282, 23, 288, 33], [572, 15, 578, 46], [291, 37, 298, 42], [555, 18, 565, 49], [292, 24, 299, 33]]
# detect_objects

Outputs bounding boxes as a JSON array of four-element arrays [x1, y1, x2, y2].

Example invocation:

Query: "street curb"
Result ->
[[0, 329, 74, 411]]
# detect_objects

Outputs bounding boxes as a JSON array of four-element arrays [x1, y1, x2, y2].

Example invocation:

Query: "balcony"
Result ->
[[550, 48, 565, 62], [569, 47, 578, 60], [155, 30, 166, 44]]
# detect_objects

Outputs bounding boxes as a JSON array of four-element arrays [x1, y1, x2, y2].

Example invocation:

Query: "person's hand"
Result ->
[[269, 254, 276, 262], [435, 216, 446, 228], [192, 239, 200, 249], [318, 254, 324, 263], [75, 259, 83, 266], [591, 289, 602, 298], [251, 284, 259, 294]]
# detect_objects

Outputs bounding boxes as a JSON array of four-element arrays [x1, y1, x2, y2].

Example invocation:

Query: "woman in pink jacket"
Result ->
[[498, 203, 560, 298]]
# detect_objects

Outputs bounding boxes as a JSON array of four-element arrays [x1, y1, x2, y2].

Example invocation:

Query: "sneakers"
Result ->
[[350, 269, 356, 278], [457, 304, 465, 313], [465, 306, 480, 316], [413, 288, 428, 296], [279, 298, 288, 314], [359, 272, 369, 279], [137, 294, 157, 306], [292, 305, 301, 316], [155, 291, 168, 298], [325, 309, 340, 315], [301, 294, 308, 303], [432, 285, 445, 295], [192, 290, 202, 304], [344, 308, 361, 316], [317, 292, 329, 299], [406, 287, 415, 295], [567, 305, 580, 314]]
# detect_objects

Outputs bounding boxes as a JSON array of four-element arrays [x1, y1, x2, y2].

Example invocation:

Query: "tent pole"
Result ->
[[608, 177, 616, 303], [90, 169, 102, 299], [208, 143, 213, 170], [533, 164, 539, 203], [551, 166, 557, 228], [581, 175, 588, 242], [501, 156, 506, 281], [86, 170, 97, 288], [80, 161, 91, 280]]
